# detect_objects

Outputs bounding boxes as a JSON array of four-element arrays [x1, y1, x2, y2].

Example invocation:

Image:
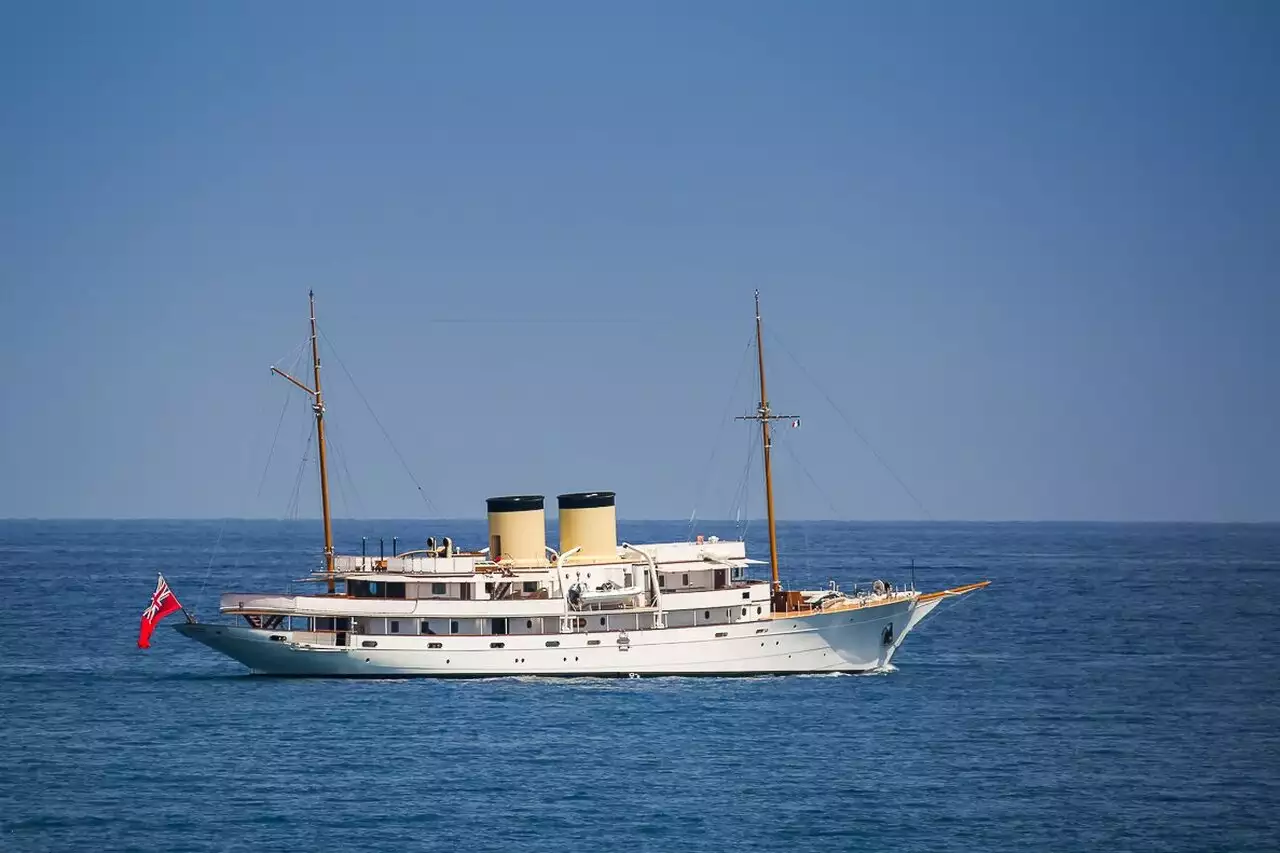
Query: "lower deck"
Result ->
[[179, 596, 924, 677]]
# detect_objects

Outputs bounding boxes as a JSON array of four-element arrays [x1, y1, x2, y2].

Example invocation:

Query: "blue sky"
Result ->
[[1, 1, 1276, 521]]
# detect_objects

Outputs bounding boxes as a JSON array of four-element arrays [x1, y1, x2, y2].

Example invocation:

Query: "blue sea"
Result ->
[[1, 519, 1277, 852]]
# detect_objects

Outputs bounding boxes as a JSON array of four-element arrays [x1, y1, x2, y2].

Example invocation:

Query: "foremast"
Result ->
[[737, 290, 798, 608], [271, 291, 336, 593]]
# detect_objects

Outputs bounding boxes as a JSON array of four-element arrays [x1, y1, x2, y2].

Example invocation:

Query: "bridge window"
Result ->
[[682, 574, 689, 586], [431, 583, 446, 596], [420, 620, 435, 635], [523, 581, 538, 594]]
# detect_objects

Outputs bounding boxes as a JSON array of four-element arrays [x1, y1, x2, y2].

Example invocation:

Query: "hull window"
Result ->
[[389, 621, 400, 634], [450, 620, 460, 635], [431, 583, 446, 596]]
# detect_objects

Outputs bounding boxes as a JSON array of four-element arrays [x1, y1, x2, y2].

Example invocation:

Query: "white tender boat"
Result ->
[[175, 291, 988, 676]]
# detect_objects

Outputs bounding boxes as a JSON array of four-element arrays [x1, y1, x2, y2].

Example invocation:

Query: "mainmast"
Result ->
[[736, 290, 798, 605], [271, 291, 336, 594], [309, 291, 336, 591]]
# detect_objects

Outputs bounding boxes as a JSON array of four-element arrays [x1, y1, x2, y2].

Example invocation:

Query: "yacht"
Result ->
[[175, 292, 988, 676]]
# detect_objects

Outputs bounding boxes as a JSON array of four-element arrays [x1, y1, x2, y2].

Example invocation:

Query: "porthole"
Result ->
[[599, 617, 606, 626], [269, 635, 286, 642], [526, 620, 533, 629], [704, 611, 710, 620], [741, 608, 747, 616], [757, 607, 762, 615]]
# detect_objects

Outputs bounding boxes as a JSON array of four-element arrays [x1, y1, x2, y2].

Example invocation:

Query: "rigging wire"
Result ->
[[731, 419, 758, 541], [324, 414, 368, 520], [317, 326, 436, 514], [270, 335, 312, 378], [767, 330, 934, 521], [286, 422, 315, 520], [196, 342, 308, 613], [686, 333, 757, 540], [774, 429, 842, 518]]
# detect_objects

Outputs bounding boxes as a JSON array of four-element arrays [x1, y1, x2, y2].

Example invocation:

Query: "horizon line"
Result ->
[[2, 516, 1277, 525]]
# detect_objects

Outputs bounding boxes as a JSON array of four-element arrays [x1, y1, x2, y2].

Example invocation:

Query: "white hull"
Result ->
[[176, 596, 944, 677]]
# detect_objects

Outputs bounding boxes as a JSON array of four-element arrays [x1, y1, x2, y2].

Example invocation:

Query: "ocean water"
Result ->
[[0, 519, 1277, 852]]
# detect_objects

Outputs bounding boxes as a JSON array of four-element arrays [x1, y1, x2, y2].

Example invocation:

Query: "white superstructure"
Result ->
[[174, 292, 988, 677]]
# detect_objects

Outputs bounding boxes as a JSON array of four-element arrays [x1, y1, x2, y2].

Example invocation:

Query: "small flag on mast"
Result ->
[[138, 574, 184, 649], [791, 419, 801, 428]]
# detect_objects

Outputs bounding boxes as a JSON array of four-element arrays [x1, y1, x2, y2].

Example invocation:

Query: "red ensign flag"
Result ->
[[138, 574, 183, 648]]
